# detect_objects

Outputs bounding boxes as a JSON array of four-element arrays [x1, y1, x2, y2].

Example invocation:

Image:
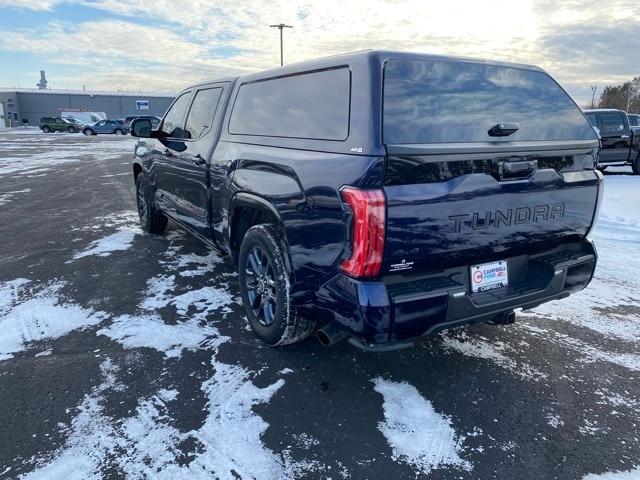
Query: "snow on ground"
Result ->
[[439, 330, 547, 381], [99, 248, 232, 357], [22, 356, 306, 480], [0, 127, 48, 135], [98, 314, 225, 358], [0, 187, 30, 206], [372, 378, 471, 475], [70, 210, 139, 233], [583, 467, 640, 480], [71, 226, 141, 260], [0, 135, 135, 176], [0, 280, 107, 360]]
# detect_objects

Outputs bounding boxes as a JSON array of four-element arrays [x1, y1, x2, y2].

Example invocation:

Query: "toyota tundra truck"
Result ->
[[130, 50, 602, 351]]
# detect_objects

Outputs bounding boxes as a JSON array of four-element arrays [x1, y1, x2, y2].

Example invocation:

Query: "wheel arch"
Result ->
[[228, 192, 292, 272]]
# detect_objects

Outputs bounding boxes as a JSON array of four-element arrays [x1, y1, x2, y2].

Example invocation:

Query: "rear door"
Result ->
[[596, 111, 632, 163], [381, 58, 600, 275]]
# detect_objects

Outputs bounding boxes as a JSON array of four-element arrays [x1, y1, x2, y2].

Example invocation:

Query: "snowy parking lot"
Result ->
[[1, 131, 639, 479]]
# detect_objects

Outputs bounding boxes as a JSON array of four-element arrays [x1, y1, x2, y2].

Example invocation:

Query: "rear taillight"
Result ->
[[340, 187, 386, 278]]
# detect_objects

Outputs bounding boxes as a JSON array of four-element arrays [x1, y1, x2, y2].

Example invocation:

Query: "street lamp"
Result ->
[[269, 23, 293, 66], [591, 85, 597, 109]]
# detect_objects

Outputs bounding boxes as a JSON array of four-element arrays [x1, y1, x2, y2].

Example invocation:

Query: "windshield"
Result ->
[[383, 59, 598, 144]]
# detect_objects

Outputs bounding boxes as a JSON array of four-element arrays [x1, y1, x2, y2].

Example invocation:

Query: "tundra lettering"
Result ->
[[449, 203, 566, 233], [131, 50, 601, 351]]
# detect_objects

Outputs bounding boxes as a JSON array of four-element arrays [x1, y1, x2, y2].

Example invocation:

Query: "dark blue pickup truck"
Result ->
[[130, 50, 602, 351]]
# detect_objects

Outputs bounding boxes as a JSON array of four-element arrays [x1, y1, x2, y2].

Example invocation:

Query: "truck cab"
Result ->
[[131, 50, 604, 351]]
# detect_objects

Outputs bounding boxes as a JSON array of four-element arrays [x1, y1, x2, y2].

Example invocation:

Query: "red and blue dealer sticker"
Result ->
[[470, 260, 508, 293]]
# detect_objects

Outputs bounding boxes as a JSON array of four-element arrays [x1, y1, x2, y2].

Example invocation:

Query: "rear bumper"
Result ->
[[316, 239, 597, 349]]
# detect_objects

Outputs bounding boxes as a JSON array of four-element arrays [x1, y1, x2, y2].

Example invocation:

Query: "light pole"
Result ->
[[269, 23, 293, 66], [591, 85, 597, 109]]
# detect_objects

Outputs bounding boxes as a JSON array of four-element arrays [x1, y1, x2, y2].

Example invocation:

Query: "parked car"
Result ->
[[123, 115, 161, 130], [583, 109, 640, 173], [61, 111, 106, 124], [628, 113, 640, 127], [131, 50, 602, 351], [39, 116, 81, 133], [82, 119, 128, 136]]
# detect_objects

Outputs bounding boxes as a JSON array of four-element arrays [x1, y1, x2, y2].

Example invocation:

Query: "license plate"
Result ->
[[470, 261, 508, 293]]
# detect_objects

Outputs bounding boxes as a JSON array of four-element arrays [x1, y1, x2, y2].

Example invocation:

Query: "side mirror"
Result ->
[[131, 118, 153, 138]]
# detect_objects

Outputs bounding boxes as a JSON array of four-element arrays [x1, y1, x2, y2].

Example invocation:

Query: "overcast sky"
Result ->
[[0, 0, 638, 106]]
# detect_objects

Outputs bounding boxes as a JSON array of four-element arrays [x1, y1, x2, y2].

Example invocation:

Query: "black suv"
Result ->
[[131, 51, 602, 351]]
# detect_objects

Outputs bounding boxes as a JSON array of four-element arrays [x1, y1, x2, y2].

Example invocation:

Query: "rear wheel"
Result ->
[[238, 224, 315, 346], [42, 126, 50, 133], [83, 128, 93, 136], [114, 129, 123, 135], [135, 173, 167, 234], [633, 155, 640, 175]]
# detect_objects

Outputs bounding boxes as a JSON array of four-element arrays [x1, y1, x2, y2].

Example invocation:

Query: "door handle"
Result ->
[[192, 154, 206, 166]]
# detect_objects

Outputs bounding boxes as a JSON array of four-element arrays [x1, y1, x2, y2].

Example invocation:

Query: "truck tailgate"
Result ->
[[382, 148, 601, 275]]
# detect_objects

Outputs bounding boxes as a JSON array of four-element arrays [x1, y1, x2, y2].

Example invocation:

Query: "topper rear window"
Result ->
[[383, 59, 597, 144]]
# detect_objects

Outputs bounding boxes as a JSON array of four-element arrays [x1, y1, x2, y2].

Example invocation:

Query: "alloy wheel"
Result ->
[[244, 246, 278, 326], [136, 179, 148, 225]]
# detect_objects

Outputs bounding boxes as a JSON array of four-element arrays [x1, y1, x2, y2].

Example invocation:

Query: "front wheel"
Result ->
[[238, 224, 315, 346], [135, 173, 167, 234], [83, 128, 93, 136], [68, 127, 76, 133], [114, 129, 123, 135]]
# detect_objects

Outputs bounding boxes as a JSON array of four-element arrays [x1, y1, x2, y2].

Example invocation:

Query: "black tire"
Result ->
[[42, 126, 50, 133], [68, 126, 76, 133], [83, 128, 93, 136], [238, 224, 315, 346], [633, 155, 640, 175], [114, 129, 123, 135], [135, 173, 167, 234]]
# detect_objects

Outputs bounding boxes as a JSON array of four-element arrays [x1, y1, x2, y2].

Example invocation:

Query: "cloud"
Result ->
[[0, 0, 61, 10], [0, 0, 638, 103]]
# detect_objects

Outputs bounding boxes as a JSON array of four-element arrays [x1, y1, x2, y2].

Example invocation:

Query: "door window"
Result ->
[[184, 87, 223, 139], [161, 92, 192, 138], [599, 112, 626, 133]]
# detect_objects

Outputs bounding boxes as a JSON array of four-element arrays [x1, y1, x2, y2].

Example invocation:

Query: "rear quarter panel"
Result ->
[[214, 140, 384, 301]]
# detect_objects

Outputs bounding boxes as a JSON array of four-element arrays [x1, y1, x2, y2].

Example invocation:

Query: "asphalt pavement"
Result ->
[[0, 132, 639, 479]]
